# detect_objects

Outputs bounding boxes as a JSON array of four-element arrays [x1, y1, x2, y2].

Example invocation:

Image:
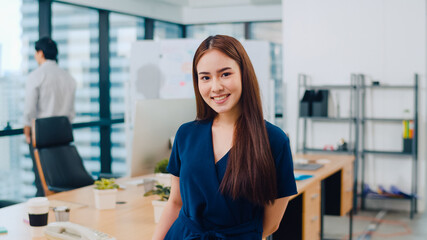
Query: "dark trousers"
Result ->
[[28, 140, 45, 197]]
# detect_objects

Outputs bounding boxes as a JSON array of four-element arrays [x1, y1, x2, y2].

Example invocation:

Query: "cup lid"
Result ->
[[27, 197, 49, 207]]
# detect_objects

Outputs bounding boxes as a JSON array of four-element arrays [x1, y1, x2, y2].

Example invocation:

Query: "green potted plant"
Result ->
[[154, 158, 171, 186], [93, 178, 119, 210], [144, 184, 171, 223]]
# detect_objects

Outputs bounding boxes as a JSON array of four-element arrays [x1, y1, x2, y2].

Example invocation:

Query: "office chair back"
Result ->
[[32, 116, 94, 196]]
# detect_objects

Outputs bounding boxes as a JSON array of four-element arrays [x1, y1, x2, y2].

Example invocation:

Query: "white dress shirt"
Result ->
[[24, 60, 77, 126]]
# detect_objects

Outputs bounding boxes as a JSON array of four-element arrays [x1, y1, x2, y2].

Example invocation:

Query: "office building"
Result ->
[[0, 44, 2, 76]]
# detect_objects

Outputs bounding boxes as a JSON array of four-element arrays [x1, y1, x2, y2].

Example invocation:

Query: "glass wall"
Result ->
[[250, 22, 283, 125], [0, 0, 39, 199], [186, 23, 245, 40], [52, 3, 99, 122], [109, 13, 145, 174], [1, 0, 38, 129], [154, 21, 183, 39], [51, 3, 101, 176], [73, 127, 100, 175]]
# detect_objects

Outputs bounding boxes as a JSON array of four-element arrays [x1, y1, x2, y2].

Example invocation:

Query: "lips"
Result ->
[[211, 94, 230, 104]]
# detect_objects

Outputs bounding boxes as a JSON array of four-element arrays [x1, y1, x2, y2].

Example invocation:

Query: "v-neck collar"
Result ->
[[208, 119, 231, 167]]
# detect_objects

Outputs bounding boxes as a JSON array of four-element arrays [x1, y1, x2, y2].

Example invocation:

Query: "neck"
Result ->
[[214, 109, 241, 127], [38, 58, 47, 66]]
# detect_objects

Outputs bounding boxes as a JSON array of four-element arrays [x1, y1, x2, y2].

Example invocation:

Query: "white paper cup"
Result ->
[[27, 197, 50, 238], [53, 206, 70, 222]]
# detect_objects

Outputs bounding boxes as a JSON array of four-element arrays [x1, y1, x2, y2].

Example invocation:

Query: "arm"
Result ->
[[69, 78, 76, 122], [24, 75, 40, 144], [262, 196, 291, 238], [24, 74, 39, 135], [152, 176, 182, 240], [24, 126, 32, 144]]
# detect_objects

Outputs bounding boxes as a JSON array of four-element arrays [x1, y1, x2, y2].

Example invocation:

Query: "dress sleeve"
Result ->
[[24, 73, 40, 126], [275, 137, 298, 198], [167, 130, 181, 177]]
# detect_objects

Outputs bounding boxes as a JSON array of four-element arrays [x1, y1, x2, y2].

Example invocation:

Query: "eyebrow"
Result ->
[[198, 67, 232, 75]]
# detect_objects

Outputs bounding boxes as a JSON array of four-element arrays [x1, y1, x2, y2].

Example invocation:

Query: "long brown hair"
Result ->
[[192, 35, 277, 206]]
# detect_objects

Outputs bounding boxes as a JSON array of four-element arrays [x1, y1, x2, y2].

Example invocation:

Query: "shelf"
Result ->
[[362, 118, 413, 122], [363, 150, 413, 156], [302, 148, 354, 155], [362, 85, 415, 90], [300, 117, 356, 122], [363, 194, 415, 201], [302, 85, 356, 90]]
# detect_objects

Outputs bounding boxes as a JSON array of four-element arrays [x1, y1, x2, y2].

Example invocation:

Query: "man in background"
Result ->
[[23, 36, 76, 196]]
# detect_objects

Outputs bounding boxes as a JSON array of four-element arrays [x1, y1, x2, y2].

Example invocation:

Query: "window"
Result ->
[[154, 21, 183, 39], [52, 3, 101, 176], [109, 13, 144, 174], [0, 0, 39, 199], [52, 3, 100, 122]]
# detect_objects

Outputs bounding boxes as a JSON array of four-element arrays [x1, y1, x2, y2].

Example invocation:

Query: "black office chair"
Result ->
[[32, 116, 95, 196]]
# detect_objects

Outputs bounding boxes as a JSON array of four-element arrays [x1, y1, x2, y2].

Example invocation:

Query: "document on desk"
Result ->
[[49, 200, 86, 210], [294, 174, 313, 181]]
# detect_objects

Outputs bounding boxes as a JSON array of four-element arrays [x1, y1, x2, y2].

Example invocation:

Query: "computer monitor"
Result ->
[[129, 98, 196, 177]]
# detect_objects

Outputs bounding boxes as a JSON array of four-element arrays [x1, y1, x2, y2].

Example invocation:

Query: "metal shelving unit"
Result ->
[[296, 73, 360, 158], [296, 74, 360, 239], [359, 74, 418, 219], [296, 73, 419, 221]]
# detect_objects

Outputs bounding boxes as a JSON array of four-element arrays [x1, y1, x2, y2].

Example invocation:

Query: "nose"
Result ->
[[211, 77, 224, 93]]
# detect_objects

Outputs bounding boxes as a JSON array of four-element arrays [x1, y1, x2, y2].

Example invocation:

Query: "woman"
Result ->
[[152, 35, 297, 239]]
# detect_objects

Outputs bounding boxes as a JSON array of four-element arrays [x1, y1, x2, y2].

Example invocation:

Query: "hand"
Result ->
[[24, 126, 31, 144]]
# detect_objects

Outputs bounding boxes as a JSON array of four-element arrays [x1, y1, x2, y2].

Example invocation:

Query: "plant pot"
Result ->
[[141, 178, 156, 194], [152, 200, 167, 223], [93, 188, 117, 210], [155, 173, 172, 186]]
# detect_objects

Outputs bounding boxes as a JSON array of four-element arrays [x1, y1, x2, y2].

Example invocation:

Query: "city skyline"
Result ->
[[0, 0, 22, 74]]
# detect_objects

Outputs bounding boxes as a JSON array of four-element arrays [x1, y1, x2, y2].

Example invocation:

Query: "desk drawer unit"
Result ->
[[341, 164, 354, 216], [303, 182, 321, 240]]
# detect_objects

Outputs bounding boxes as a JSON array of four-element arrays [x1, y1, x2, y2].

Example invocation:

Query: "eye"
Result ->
[[221, 72, 231, 77], [200, 76, 210, 81]]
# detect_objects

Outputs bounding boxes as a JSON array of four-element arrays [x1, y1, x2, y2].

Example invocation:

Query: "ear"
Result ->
[[37, 50, 45, 60]]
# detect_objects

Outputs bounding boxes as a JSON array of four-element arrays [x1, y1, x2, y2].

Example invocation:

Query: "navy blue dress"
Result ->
[[165, 119, 297, 240]]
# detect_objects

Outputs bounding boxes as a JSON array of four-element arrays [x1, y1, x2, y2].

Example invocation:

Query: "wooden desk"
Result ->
[[0, 176, 158, 240], [0, 155, 354, 240], [274, 154, 355, 240]]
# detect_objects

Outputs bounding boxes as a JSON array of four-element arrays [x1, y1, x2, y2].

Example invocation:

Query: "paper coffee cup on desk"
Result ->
[[27, 197, 50, 238]]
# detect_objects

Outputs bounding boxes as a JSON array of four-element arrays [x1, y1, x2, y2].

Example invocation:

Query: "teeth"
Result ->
[[213, 95, 227, 101]]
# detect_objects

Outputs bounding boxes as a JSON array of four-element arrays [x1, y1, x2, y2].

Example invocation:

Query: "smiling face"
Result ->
[[196, 49, 242, 118]]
